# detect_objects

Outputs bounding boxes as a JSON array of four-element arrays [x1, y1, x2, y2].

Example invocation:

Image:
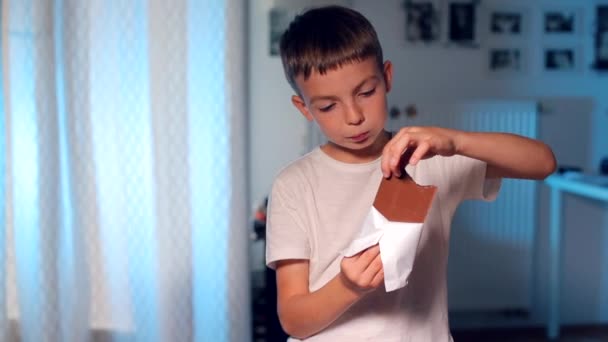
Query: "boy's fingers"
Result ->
[[350, 244, 378, 257], [369, 253, 383, 273], [410, 141, 430, 165], [386, 135, 412, 177], [398, 148, 414, 174], [382, 130, 418, 178], [371, 269, 384, 287], [381, 141, 396, 178], [360, 253, 382, 285], [343, 254, 359, 262], [358, 245, 380, 266], [380, 155, 389, 178], [363, 244, 380, 257]]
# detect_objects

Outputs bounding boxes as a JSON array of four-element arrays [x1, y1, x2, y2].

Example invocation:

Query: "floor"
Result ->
[[253, 295, 608, 342], [252, 270, 608, 342], [451, 325, 608, 341]]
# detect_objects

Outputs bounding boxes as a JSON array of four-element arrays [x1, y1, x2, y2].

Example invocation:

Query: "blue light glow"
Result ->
[[89, 1, 159, 340], [0, 2, 7, 337], [188, 0, 229, 340], [10, 31, 43, 342]]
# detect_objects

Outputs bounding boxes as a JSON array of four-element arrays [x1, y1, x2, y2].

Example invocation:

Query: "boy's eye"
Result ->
[[360, 88, 376, 97], [319, 104, 335, 112]]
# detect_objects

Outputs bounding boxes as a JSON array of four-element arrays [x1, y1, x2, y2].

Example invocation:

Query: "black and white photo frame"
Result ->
[[486, 6, 529, 38], [480, 4, 530, 78], [491, 12, 523, 35], [487, 46, 527, 77], [403, 0, 483, 47], [481, 2, 531, 45], [268, 7, 295, 56], [542, 6, 584, 36], [543, 46, 581, 73], [403, 1, 442, 44], [447, 0, 481, 47], [593, 5, 608, 71]]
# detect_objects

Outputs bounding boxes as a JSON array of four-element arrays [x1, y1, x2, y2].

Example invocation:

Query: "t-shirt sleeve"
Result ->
[[449, 155, 501, 202], [265, 178, 311, 270]]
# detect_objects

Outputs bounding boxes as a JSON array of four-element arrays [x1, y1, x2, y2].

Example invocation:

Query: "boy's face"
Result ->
[[291, 58, 393, 163]]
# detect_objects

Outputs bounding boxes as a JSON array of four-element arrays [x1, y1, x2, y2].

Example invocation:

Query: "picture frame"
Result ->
[[487, 47, 527, 77], [593, 5, 608, 71], [447, 1, 480, 47], [543, 46, 580, 73], [403, 1, 442, 44], [269, 7, 295, 57], [542, 6, 584, 36], [491, 11, 523, 35], [481, 4, 530, 43]]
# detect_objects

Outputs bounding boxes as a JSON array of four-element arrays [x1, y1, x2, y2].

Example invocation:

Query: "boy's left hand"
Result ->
[[381, 126, 459, 178]]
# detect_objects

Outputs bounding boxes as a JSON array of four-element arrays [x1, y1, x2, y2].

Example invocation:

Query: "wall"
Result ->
[[248, 0, 608, 326]]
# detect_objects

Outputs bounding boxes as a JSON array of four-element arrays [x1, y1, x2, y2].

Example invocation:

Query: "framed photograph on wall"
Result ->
[[480, 4, 530, 43], [543, 6, 583, 36], [593, 5, 608, 71], [543, 46, 580, 72], [491, 11, 523, 35], [487, 47, 526, 77], [269, 7, 294, 56], [448, 1, 480, 47], [404, 1, 441, 44]]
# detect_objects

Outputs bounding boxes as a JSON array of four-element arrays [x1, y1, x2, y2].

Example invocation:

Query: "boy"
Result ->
[[266, 5, 556, 341]]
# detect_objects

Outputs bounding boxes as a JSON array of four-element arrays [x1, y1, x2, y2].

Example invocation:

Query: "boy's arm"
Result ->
[[453, 131, 556, 179], [381, 127, 556, 180], [275, 245, 384, 340]]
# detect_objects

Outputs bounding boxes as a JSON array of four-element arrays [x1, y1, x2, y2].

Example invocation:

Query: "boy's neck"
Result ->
[[320, 130, 391, 164]]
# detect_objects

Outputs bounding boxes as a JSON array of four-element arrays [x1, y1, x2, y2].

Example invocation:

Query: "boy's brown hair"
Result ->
[[279, 5, 384, 94]]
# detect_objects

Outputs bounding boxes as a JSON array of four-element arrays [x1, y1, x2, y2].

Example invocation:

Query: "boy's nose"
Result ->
[[345, 105, 365, 125]]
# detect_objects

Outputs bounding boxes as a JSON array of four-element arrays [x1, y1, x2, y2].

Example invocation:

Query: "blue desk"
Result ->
[[545, 174, 608, 339]]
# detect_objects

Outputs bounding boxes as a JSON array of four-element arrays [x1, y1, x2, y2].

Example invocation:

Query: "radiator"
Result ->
[[389, 101, 539, 312]]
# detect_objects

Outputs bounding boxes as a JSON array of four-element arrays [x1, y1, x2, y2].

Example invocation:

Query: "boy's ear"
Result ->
[[383, 60, 393, 93], [291, 95, 314, 122]]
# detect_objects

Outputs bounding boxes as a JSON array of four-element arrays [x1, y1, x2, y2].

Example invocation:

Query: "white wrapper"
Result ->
[[341, 207, 424, 292]]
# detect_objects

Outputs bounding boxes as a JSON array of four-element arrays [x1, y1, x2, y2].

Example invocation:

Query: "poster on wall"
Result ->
[[543, 7, 583, 36], [269, 7, 294, 56], [593, 5, 608, 71], [404, 1, 441, 44], [448, 1, 479, 47], [544, 47, 580, 72], [490, 11, 523, 35], [482, 4, 530, 43], [487, 47, 525, 77]]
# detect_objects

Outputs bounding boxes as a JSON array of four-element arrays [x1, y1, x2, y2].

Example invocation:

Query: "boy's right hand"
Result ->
[[339, 245, 384, 294]]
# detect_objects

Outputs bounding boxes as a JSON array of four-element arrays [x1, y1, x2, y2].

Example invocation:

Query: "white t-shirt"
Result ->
[[266, 147, 501, 341]]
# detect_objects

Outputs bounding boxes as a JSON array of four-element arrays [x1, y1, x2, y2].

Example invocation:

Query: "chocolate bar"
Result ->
[[373, 172, 437, 223]]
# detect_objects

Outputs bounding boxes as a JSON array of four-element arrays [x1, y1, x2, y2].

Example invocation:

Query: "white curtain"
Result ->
[[1, 0, 250, 341]]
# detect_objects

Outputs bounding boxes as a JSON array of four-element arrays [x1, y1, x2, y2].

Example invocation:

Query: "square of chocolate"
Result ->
[[373, 172, 437, 223]]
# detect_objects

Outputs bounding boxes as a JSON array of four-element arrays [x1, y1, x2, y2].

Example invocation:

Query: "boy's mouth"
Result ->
[[348, 131, 369, 143]]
